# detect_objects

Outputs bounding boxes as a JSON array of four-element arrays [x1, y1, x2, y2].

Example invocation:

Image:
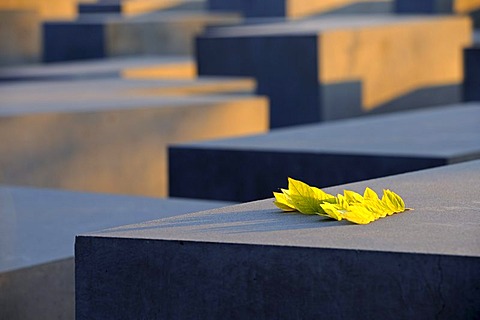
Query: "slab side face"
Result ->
[[76, 160, 480, 319], [319, 17, 471, 113], [463, 47, 480, 101], [0, 97, 268, 197], [169, 105, 480, 201]]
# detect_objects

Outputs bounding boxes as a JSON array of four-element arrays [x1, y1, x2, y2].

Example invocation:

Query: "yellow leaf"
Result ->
[[273, 192, 296, 211]]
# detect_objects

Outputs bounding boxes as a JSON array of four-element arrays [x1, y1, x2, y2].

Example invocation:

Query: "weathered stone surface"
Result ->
[[208, 0, 392, 18], [43, 11, 240, 62], [196, 15, 471, 127], [464, 46, 480, 101], [169, 104, 480, 201], [0, 186, 231, 320], [0, 10, 41, 66], [0, 91, 268, 197], [76, 160, 480, 320]]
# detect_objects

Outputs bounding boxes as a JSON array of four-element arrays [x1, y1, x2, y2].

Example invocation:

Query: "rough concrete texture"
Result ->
[[208, 0, 392, 18], [196, 15, 471, 127], [0, 56, 194, 82], [464, 46, 480, 101], [43, 11, 240, 62], [169, 104, 480, 201], [0, 92, 268, 197], [0, 186, 231, 320], [0, 10, 41, 66], [76, 160, 480, 320]]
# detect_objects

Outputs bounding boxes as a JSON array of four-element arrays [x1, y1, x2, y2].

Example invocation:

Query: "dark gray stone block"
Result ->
[[169, 104, 480, 201], [196, 15, 471, 127], [76, 160, 480, 320], [464, 46, 480, 101], [43, 12, 239, 62], [0, 186, 231, 320]]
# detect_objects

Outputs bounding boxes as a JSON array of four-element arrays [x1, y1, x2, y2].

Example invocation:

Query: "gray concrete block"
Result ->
[[394, 0, 480, 27], [43, 11, 240, 62], [0, 186, 231, 320], [196, 15, 472, 127], [0, 10, 41, 66], [169, 104, 480, 201], [464, 46, 480, 101], [0, 56, 193, 82], [0, 88, 268, 197], [208, 0, 392, 18], [76, 160, 480, 320]]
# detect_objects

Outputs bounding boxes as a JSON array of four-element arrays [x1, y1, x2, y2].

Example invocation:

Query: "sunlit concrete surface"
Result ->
[[0, 91, 268, 197], [169, 104, 480, 201], [196, 15, 472, 127], [76, 160, 480, 319], [0, 10, 41, 66], [208, 0, 392, 18], [0, 0, 77, 20], [43, 11, 241, 62], [0, 186, 231, 320]]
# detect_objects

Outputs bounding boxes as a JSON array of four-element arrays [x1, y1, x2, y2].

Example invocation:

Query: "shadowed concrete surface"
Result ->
[[43, 11, 240, 62], [464, 46, 480, 101], [169, 104, 480, 201], [196, 15, 471, 127], [0, 56, 195, 82], [394, 0, 480, 27], [0, 186, 231, 320], [207, 0, 393, 18], [76, 160, 480, 319]]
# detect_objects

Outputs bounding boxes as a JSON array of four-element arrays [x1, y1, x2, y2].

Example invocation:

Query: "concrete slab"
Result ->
[[43, 11, 240, 62], [464, 46, 480, 101], [208, 0, 392, 18], [169, 104, 480, 201], [0, 56, 194, 82], [196, 15, 472, 127], [0, 185, 231, 320], [76, 160, 480, 320], [394, 0, 480, 27], [0, 10, 41, 66], [0, 93, 268, 197]]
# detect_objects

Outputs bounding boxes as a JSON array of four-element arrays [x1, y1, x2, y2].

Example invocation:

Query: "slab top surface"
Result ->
[[0, 186, 231, 272], [201, 15, 465, 38], [172, 104, 480, 159], [0, 56, 192, 81], [84, 160, 480, 258], [0, 93, 263, 116]]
